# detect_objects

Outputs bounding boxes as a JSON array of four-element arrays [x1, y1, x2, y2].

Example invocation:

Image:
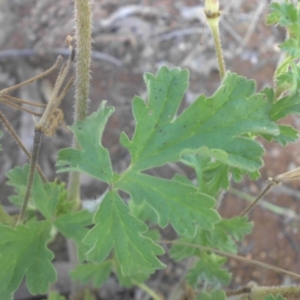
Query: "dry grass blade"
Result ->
[[272, 166, 300, 183]]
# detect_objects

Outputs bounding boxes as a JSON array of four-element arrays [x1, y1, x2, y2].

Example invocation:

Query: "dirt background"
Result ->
[[0, 0, 300, 299]]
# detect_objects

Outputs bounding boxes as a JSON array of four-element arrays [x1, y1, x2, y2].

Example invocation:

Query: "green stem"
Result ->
[[137, 283, 163, 300], [67, 0, 92, 209]]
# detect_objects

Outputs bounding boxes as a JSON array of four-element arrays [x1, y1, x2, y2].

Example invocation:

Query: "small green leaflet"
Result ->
[[195, 290, 226, 300], [266, 2, 300, 57], [115, 262, 149, 287], [270, 93, 300, 121], [70, 261, 112, 287], [54, 210, 93, 262], [264, 295, 287, 300], [170, 216, 252, 261], [57, 101, 114, 183], [266, 3, 298, 30], [116, 171, 220, 236], [186, 253, 231, 288], [47, 292, 67, 300], [120, 67, 278, 172], [83, 191, 165, 276], [0, 221, 56, 300], [261, 90, 300, 145]]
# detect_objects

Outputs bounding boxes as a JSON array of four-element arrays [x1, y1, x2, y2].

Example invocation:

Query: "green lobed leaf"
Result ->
[[280, 38, 300, 58], [83, 191, 165, 276], [0, 221, 56, 300], [6, 164, 67, 218], [120, 68, 278, 172], [195, 290, 226, 300], [270, 92, 300, 121], [116, 171, 220, 237], [186, 253, 231, 288], [170, 217, 253, 260], [54, 210, 93, 262], [6, 164, 33, 206], [70, 261, 112, 287], [266, 2, 300, 58], [56, 101, 114, 183], [263, 125, 298, 146], [276, 63, 300, 96], [266, 3, 299, 36]]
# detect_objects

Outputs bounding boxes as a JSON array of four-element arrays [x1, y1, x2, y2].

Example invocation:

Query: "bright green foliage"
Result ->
[[264, 294, 286, 300], [0, 221, 56, 300], [70, 261, 112, 287], [116, 171, 220, 236], [186, 253, 231, 288], [57, 101, 114, 183], [54, 210, 93, 261], [83, 191, 165, 276], [195, 290, 226, 300], [6, 164, 68, 218], [56, 66, 278, 282]]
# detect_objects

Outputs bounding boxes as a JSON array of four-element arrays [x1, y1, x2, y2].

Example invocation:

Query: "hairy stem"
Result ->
[[67, 0, 92, 209], [205, 0, 225, 79]]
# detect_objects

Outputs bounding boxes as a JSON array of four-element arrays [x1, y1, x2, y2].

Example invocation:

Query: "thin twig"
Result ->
[[0, 111, 47, 182], [161, 240, 300, 280], [0, 56, 63, 96], [1, 99, 43, 117], [2, 95, 47, 107], [240, 182, 274, 217], [240, 166, 300, 217], [17, 130, 43, 225]]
